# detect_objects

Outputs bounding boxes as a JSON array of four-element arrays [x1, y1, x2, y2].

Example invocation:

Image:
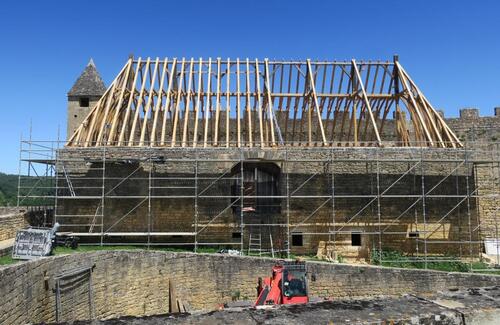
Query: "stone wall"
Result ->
[[54, 147, 483, 256], [445, 108, 500, 143], [67, 96, 101, 140], [0, 251, 500, 324], [0, 208, 27, 242], [474, 163, 500, 239], [54, 107, 500, 256]]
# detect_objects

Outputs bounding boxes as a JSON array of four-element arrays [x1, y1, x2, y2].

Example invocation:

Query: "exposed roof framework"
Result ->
[[67, 57, 462, 148]]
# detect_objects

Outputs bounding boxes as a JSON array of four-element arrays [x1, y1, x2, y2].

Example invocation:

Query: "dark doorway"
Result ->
[[351, 232, 361, 246], [231, 162, 281, 215]]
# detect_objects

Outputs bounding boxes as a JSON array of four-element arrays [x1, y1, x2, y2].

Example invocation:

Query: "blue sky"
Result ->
[[0, 0, 499, 174]]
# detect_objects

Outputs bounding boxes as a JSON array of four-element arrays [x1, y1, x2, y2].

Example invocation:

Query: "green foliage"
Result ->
[[231, 290, 240, 301], [0, 172, 18, 206], [0, 172, 55, 207], [337, 254, 345, 263], [370, 249, 470, 272], [0, 255, 19, 265]]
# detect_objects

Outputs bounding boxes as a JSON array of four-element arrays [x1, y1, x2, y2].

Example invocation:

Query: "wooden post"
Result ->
[[264, 59, 276, 146], [192, 58, 203, 147], [226, 58, 231, 147], [351, 59, 382, 145], [150, 58, 169, 146], [118, 58, 143, 146], [236, 58, 241, 147], [171, 58, 186, 147], [139, 58, 160, 146], [203, 58, 212, 148], [128, 57, 151, 146], [255, 59, 265, 147], [160, 58, 178, 146], [182, 58, 195, 147], [306, 59, 327, 146]]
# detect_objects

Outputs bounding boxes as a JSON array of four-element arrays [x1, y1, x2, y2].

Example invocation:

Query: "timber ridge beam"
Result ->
[[67, 56, 462, 148]]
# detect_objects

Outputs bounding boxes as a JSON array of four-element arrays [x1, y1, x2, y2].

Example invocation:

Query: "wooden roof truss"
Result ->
[[67, 57, 461, 148]]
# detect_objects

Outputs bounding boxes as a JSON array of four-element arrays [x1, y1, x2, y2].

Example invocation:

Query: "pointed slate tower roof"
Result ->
[[68, 59, 107, 97]]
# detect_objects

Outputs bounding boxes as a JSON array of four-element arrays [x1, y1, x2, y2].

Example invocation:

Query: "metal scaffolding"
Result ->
[[18, 139, 500, 271]]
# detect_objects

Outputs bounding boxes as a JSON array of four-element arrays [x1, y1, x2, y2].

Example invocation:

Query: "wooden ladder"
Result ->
[[248, 230, 262, 256]]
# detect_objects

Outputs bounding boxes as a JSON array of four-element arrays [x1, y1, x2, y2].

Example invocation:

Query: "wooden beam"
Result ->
[[255, 59, 265, 147], [181, 58, 195, 147], [150, 58, 169, 146], [306, 59, 327, 145], [192, 58, 203, 147], [203, 58, 212, 148], [117, 58, 142, 146], [264, 59, 276, 146], [351, 59, 382, 145], [171, 58, 186, 147], [214, 58, 221, 146], [225, 58, 231, 148], [395, 62, 434, 146], [128, 58, 151, 146], [81, 61, 131, 147], [105, 58, 133, 146], [399, 65, 461, 148], [236, 58, 241, 147], [245, 59, 253, 147], [139, 58, 160, 146], [159, 58, 177, 146]]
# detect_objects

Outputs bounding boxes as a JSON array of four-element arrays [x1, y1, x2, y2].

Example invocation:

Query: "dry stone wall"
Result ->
[[0, 208, 27, 242], [1, 251, 500, 324]]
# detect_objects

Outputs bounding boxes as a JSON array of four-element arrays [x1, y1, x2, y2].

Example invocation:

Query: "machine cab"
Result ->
[[281, 261, 308, 304], [255, 260, 309, 306]]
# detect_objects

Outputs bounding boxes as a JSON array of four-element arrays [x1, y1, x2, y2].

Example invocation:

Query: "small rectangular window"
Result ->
[[292, 233, 303, 246], [351, 232, 361, 246], [79, 97, 90, 107], [232, 232, 241, 239], [408, 231, 420, 238]]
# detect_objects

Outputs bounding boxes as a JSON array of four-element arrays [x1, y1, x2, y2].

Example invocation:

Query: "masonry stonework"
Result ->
[[1, 251, 500, 324], [0, 208, 27, 242], [55, 146, 486, 257]]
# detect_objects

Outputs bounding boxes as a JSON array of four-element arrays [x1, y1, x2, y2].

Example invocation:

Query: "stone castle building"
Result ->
[[59, 57, 500, 260]]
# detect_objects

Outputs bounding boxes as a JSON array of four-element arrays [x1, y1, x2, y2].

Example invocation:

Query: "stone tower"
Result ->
[[67, 59, 106, 140]]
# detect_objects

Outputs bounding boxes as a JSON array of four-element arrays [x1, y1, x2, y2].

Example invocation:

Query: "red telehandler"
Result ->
[[254, 261, 309, 306]]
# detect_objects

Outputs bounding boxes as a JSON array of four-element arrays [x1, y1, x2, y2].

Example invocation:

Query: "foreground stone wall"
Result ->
[[1, 251, 500, 324], [0, 208, 27, 242]]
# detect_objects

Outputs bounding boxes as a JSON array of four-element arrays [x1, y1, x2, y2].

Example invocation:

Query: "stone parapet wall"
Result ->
[[58, 146, 480, 176], [445, 108, 500, 143], [0, 251, 500, 324], [0, 208, 27, 241]]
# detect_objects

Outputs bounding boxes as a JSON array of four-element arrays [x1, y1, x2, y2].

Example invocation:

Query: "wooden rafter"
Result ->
[[67, 57, 462, 148]]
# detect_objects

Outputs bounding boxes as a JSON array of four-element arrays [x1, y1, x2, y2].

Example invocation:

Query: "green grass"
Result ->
[[53, 245, 141, 255], [0, 245, 207, 266], [370, 249, 500, 274], [53, 245, 226, 255], [0, 255, 19, 266]]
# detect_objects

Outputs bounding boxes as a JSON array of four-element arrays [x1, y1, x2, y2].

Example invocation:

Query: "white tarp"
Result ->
[[484, 238, 500, 256]]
